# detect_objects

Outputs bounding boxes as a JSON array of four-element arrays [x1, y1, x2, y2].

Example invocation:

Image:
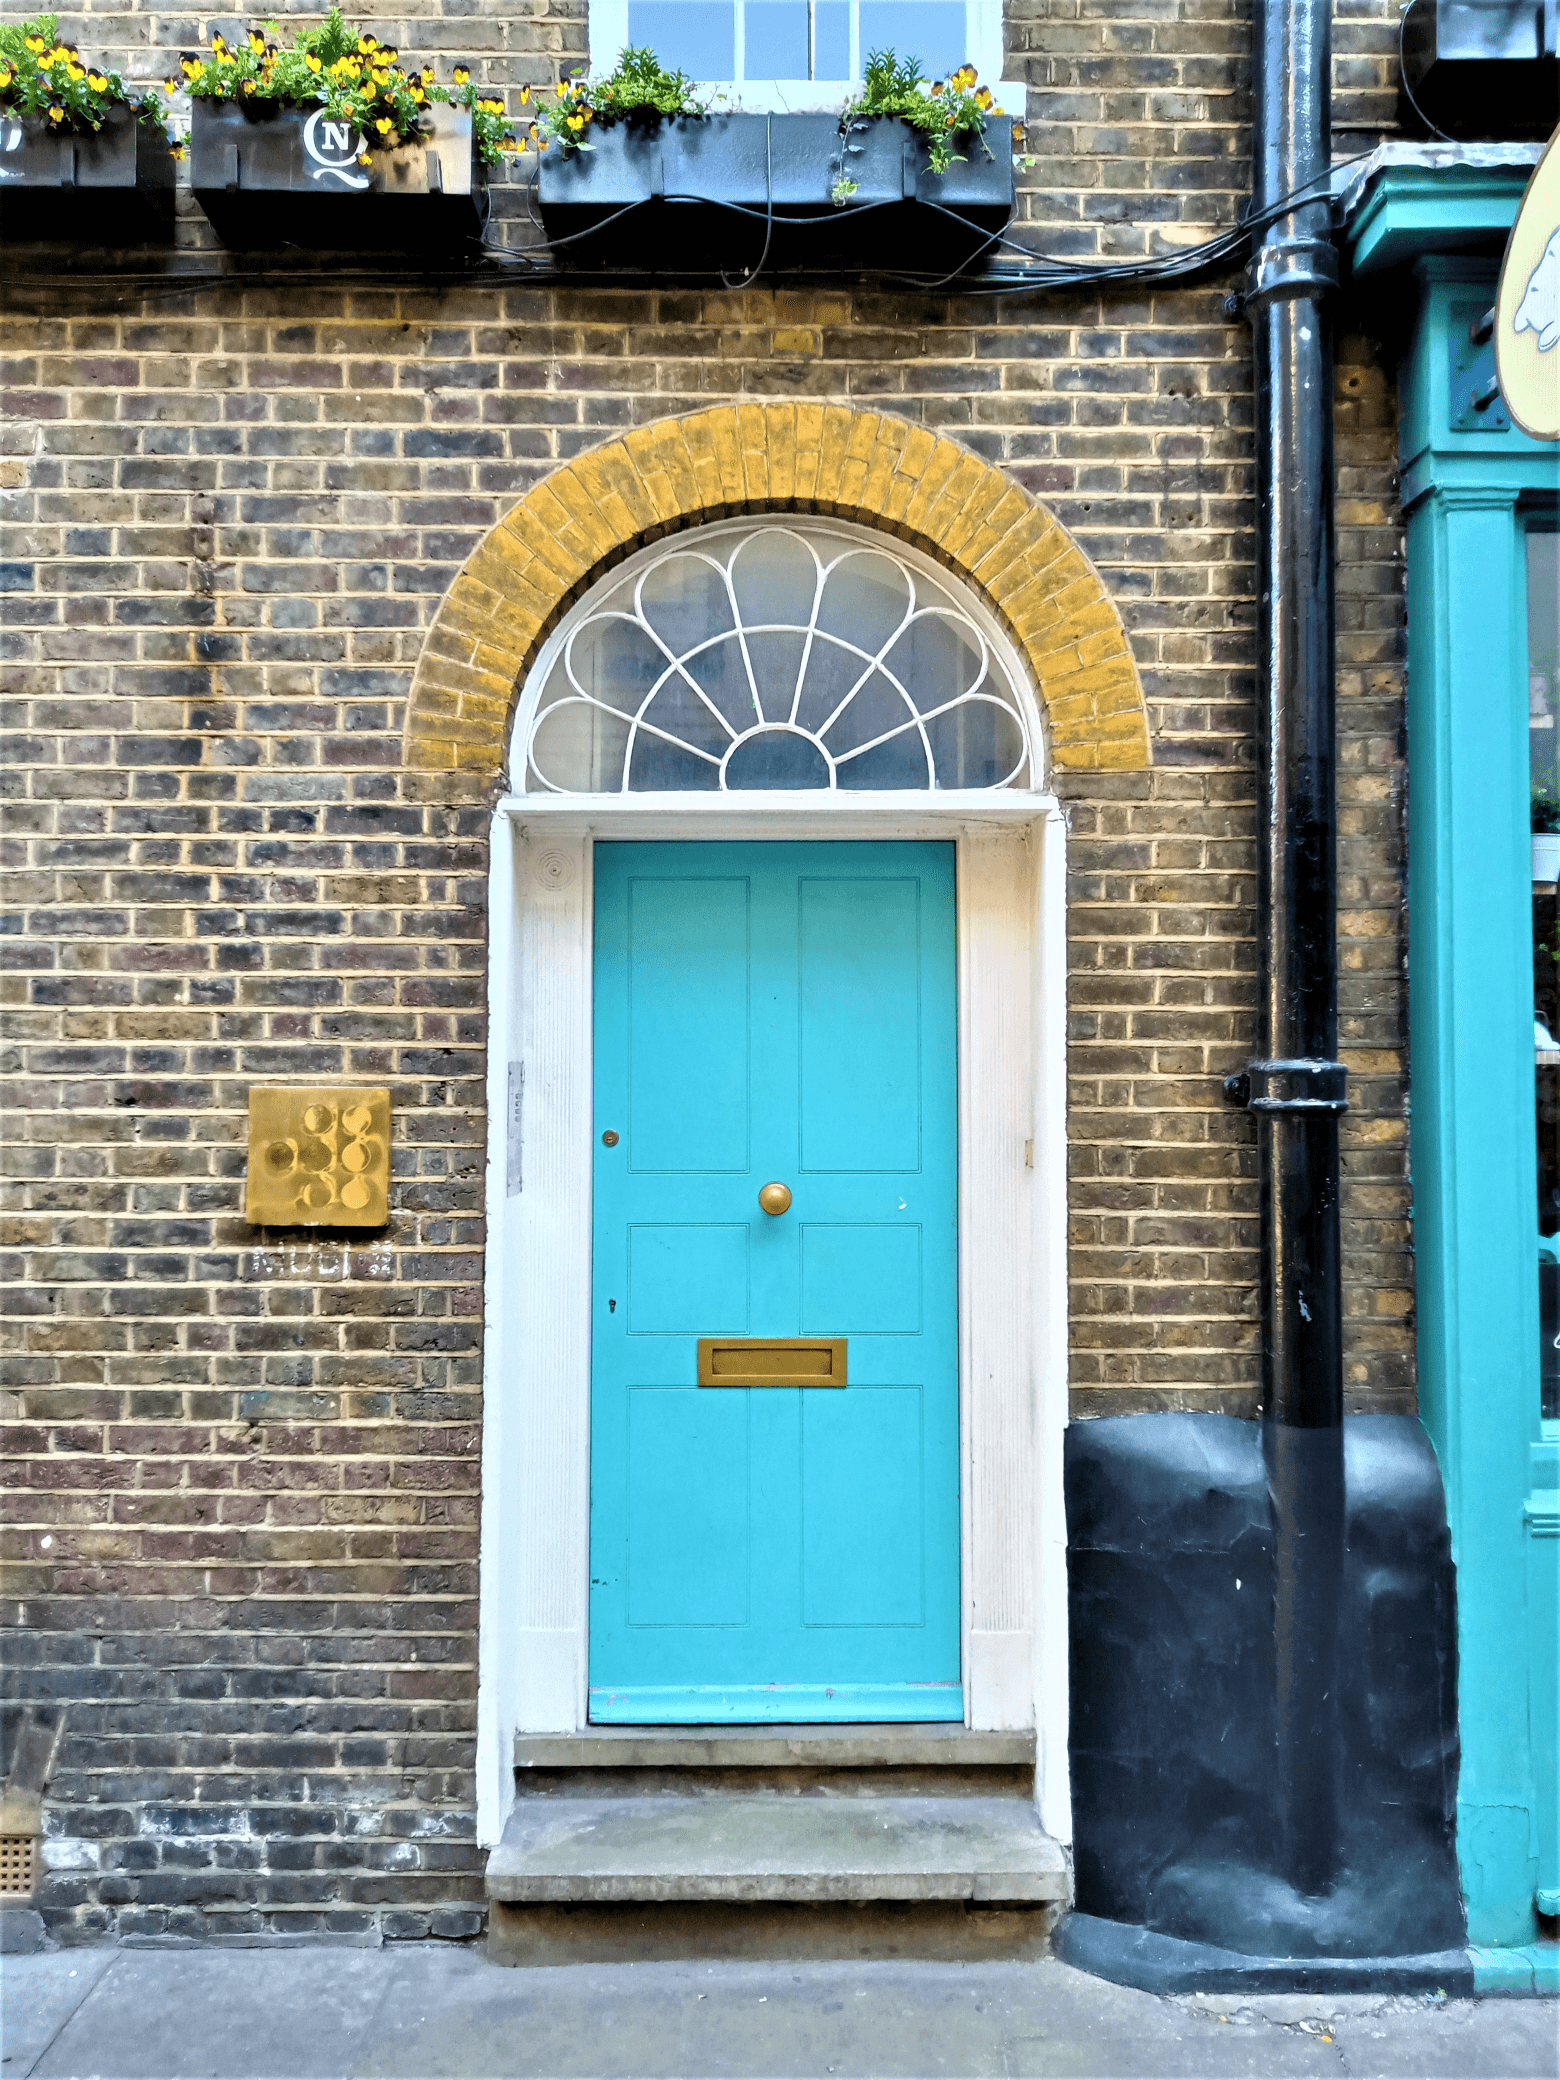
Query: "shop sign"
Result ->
[[1497, 125, 1560, 440]]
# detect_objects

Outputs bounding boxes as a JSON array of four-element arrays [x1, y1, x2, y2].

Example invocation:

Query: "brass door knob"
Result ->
[[758, 1181, 792, 1216]]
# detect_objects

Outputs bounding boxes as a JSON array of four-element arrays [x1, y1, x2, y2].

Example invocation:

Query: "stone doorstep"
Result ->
[[512, 1724, 1037, 1771], [485, 1794, 1069, 1905]]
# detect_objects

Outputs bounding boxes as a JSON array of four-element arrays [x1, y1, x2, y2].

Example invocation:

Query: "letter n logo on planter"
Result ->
[[303, 108, 370, 189]]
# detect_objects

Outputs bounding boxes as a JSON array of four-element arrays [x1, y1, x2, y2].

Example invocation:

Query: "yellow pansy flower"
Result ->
[[248, 29, 267, 54], [453, 64, 470, 84], [974, 86, 992, 108], [305, 52, 322, 73], [46, 101, 64, 121], [87, 72, 109, 92], [375, 115, 393, 133], [519, 85, 530, 104], [25, 34, 46, 53], [566, 111, 584, 130]]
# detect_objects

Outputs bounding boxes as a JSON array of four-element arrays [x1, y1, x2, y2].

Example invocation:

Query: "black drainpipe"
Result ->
[[1225, 0, 1349, 1900]]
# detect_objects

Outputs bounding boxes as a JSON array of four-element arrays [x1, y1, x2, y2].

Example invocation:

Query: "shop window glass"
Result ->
[[1530, 527, 1560, 1419], [523, 520, 1034, 795]]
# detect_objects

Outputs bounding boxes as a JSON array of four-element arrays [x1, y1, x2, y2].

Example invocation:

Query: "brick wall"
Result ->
[[2, 0, 1415, 1938]]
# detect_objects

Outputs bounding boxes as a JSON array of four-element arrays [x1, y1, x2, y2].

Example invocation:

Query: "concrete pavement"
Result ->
[[2, 1943, 1556, 2079]]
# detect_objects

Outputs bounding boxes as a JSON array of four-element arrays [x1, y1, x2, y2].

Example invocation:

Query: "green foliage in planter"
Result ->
[[843, 49, 1006, 174], [0, 14, 174, 145], [1534, 788, 1560, 835], [529, 45, 707, 156], [172, 8, 520, 167]]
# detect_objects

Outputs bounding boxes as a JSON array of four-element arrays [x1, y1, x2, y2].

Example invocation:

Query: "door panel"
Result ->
[[627, 1225, 749, 1334], [799, 875, 924, 1172], [800, 1224, 923, 1335], [801, 1386, 926, 1628], [590, 839, 959, 1723], [628, 876, 750, 1174], [626, 1388, 750, 1628]]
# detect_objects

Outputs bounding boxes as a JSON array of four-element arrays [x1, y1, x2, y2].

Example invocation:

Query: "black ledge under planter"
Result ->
[[0, 102, 174, 245], [536, 111, 1014, 275], [190, 100, 484, 252]]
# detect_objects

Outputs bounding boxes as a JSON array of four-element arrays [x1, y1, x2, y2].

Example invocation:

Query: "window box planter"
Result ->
[[190, 100, 483, 251], [536, 111, 1013, 275], [0, 102, 174, 245]]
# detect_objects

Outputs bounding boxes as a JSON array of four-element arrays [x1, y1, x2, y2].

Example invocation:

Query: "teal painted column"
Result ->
[[1405, 480, 1543, 1949], [1347, 189, 1560, 1992]]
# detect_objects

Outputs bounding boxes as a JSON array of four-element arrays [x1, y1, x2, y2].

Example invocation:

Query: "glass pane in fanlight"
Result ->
[[816, 549, 914, 654], [793, 636, 872, 735], [730, 528, 821, 628], [724, 727, 831, 788], [627, 0, 736, 77], [823, 669, 916, 756], [683, 631, 764, 733], [640, 670, 737, 759], [881, 610, 986, 708], [531, 652, 574, 718], [565, 614, 669, 715], [836, 730, 932, 789], [858, 0, 968, 79], [638, 552, 735, 658], [923, 693, 1027, 788], [529, 699, 632, 792], [742, 631, 810, 723], [627, 728, 722, 791], [744, 0, 809, 76]]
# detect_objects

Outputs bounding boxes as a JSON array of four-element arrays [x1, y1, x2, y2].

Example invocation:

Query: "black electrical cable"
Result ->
[[4, 140, 1377, 302], [1397, 2, 1457, 144], [721, 113, 773, 288]]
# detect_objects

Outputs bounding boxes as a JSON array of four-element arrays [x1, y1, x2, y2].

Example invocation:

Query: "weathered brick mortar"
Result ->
[[1, 0, 1416, 1940]]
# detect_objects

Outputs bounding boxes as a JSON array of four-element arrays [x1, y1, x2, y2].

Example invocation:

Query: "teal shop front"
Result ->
[[587, 841, 962, 1723], [1344, 151, 1560, 1993]]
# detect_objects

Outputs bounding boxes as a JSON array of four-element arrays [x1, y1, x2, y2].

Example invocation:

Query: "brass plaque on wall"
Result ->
[[245, 1087, 391, 1228], [697, 1337, 847, 1387]]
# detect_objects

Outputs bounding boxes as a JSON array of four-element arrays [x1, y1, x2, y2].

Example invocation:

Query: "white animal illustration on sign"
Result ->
[[1514, 224, 1560, 352]]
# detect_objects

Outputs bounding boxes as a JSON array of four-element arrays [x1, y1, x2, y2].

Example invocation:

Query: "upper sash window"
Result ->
[[521, 518, 1038, 795], [587, 0, 1014, 106]]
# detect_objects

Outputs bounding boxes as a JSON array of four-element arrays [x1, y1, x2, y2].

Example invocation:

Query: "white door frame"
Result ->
[[475, 791, 1071, 1850]]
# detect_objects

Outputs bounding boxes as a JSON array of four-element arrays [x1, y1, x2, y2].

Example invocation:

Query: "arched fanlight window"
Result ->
[[520, 519, 1040, 793]]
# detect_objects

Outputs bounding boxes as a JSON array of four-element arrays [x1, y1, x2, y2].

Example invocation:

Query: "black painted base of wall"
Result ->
[[1065, 1414, 1467, 1977], [1056, 1913, 1473, 1996]]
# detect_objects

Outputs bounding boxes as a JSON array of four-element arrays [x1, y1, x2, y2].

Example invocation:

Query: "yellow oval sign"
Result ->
[[1496, 126, 1560, 441]]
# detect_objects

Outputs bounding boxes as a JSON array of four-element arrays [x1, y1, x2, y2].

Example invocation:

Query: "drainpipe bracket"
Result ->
[[1223, 1058, 1349, 1114], [1245, 234, 1339, 308]]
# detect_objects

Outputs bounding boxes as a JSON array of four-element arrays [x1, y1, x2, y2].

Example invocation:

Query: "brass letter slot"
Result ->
[[697, 1337, 847, 1388]]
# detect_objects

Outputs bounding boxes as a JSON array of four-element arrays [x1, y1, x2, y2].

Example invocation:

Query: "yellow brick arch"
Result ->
[[403, 403, 1151, 777]]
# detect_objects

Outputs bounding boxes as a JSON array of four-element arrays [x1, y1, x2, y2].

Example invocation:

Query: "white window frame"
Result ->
[[586, 0, 1023, 113]]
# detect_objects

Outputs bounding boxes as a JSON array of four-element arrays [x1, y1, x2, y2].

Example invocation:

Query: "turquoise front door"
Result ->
[[588, 840, 961, 1723]]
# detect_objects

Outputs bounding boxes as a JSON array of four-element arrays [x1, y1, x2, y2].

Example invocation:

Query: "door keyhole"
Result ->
[[608, 1298, 617, 1313]]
